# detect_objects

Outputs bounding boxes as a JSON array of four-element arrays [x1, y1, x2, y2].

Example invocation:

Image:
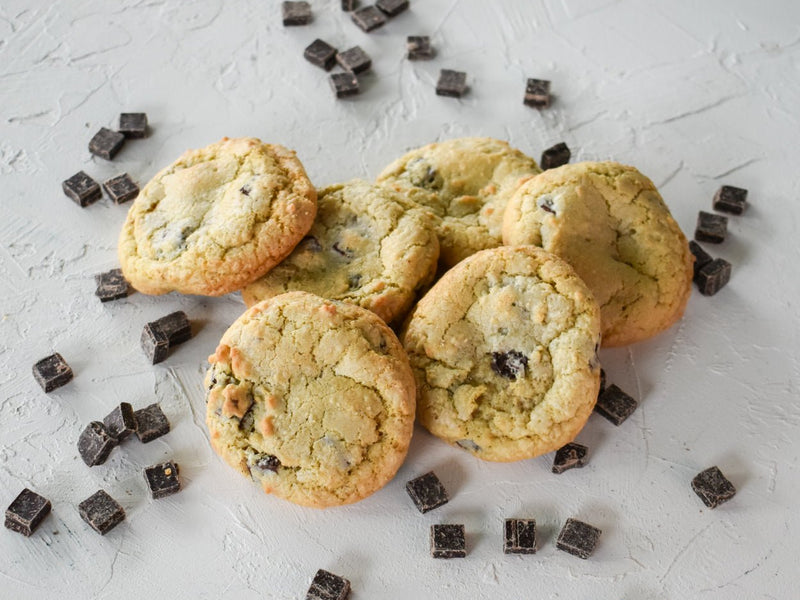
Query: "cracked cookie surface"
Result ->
[[205, 291, 416, 507], [401, 246, 601, 462], [119, 137, 317, 296], [241, 179, 439, 324], [502, 161, 693, 347], [376, 137, 541, 267]]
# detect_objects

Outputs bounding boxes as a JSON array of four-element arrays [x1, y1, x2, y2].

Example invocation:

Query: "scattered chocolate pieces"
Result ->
[[376, 0, 409, 17], [552, 442, 588, 474], [341, 0, 357, 11], [95, 268, 131, 302], [351, 5, 386, 32], [337, 46, 372, 74], [436, 69, 468, 98], [540, 142, 570, 170], [713, 185, 748, 215], [282, 1, 312, 26], [5, 489, 51, 537], [32, 353, 73, 393], [556, 518, 601, 559], [595, 384, 638, 426], [330, 72, 360, 98], [118, 112, 148, 138], [524, 78, 551, 108], [78, 490, 125, 535], [304, 39, 338, 70], [141, 311, 192, 364], [103, 402, 136, 441], [88, 127, 125, 160], [431, 524, 466, 558], [141, 322, 170, 364], [103, 173, 139, 204], [78, 421, 117, 467], [406, 471, 449, 513], [154, 311, 192, 346], [134, 403, 170, 443], [691, 466, 736, 509], [689, 240, 713, 278], [504, 518, 536, 554], [491, 350, 528, 380], [406, 35, 434, 60], [306, 569, 351, 600], [695, 211, 728, 244], [696, 258, 731, 296], [144, 462, 182, 499], [62, 171, 101, 207]]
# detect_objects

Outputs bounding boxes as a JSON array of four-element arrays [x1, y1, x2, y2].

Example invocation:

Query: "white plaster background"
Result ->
[[1, 0, 798, 598]]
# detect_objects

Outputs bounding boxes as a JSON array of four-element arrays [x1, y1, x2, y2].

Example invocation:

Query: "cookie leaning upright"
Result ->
[[502, 161, 693, 347], [118, 137, 317, 296], [402, 246, 602, 462]]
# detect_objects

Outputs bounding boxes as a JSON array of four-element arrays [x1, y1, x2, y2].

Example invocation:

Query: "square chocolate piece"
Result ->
[[141, 322, 170, 364], [306, 569, 351, 600], [524, 78, 551, 108], [78, 490, 125, 535], [5, 489, 51, 537], [134, 403, 170, 443], [713, 185, 747, 215], [103, 402, 136, 441], [95, 268, 131, 302], [695, 258, 731, 296], [541, 142, 570, 170], [78, 421, 117, 466], [342, 0, 357, 11], [33, 353, 73, 393], [695, 211, 728, 244], [62, 171, 102, 207], [144, 462, 182, 499], [406, 471, 449, 513], [691, 466, 736, 508], [351, 5, 386, 32], [337, 46, 372, 74], [376, 0, 409, 17], [504, 518, 536, 554], [407, 35, 434, 60], [152, 311, 192, 346], [330, 73, 360, 98], [88, 127, 125, 160], [118, 113, 148, 138], [431, 524, 466, 558], [595, 384, 638, 425], [689, 240, 713, 278], [436, 69, 468, 98], [552, 442, 588, 474], [556, 518, 601, 559], [304, 39, 338, 70], [103, 173, 139, 204], [282, 1, 312, 26]]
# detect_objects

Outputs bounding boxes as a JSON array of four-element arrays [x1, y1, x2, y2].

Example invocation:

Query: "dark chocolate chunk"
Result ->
[[330, 72, 360, 98], [689, 240, 713, 278], [78, 490, 125, 535], [540, 142, 570, 170], [351, 6, 386, 32], [5, 489, 51, 537], [595, 384, 638, 425], [141, 322, 169, 364], [691, 466, 736, 509], [152, 311, 192, 346], [144, 461, 182, 499], [118, 113, 148, 138], [332, 242, 355, 258], [713, 185, 748, 215], [491, 350, 528, 380], [695, 211, 728, 244], [254, 454, 281, 473], [504, 518, 536, 554], [103, 402, 136, 441], [431, 524, 466, 558], [552, 442, 588, 474], [406, 471, 449, 513], [134, 403, 170, 443], [348, 274, 362, 289], [304, 39, 338, 70], [556, 518, 601, 559], [376, 0, 409, 17], [62, 171, 101, 207], [88, 127, 125, 160], [537, 196, 556, 214], [436, 69, 468, 98], [103, 173, 139, 204], [336, 46, 372, 74], [282, 1, 312, 26], [306, 569, 351, 600], [33, 353, 73, 393], [95, 268, 131, 302], [455, 439, 480, 452], [303, 236, 323, 252], [524, 78, 551, 108], [407, 35, 434, 60], [695, 258, 731, 296], [342, 0, 357, 11], [78, 421, 117, 466]]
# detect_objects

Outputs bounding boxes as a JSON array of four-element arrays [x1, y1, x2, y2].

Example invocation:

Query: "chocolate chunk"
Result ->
[[407, 35, 434, 60], [304, 39, 338, 70], [330, 72, 360, 98], [141, 322, 170, 364], [552, 442, 588, 474], [436, 69, 468, 98], [713, 185, 747, 215], [336, 46, 372, 74], [376, 0, 409, 17], [491, 350, 528, 380], [306, 569, 351, 600], [103, 402, 136, 441], [524, 78, 551, 108], [33, 353, 73, 393], [254, 454, 281, 473], [95, 268, 131, 302], [348, 274, 362, 289], [540, 142, 570, 170], [595, 384, 638, 425], [118, 113, 148, 138], [88, 127, 125, 160], [78, 490, 125, 535], [302, 236, 323, 252], [152, 311, 192, 346], [78, 421, 117, 466], [556, 518, 601, 559], [351, 6, 386, 32], [406, 471, 449, 513], [62, 171, 101, 207], [332, 242, 355, 258], [134, 403, 170, 443], [282, 1, 312, 25], [695, 258, 731, 296], [144, 462, 182, 499], [5, 489, 51, 537], [504, 518, 536, 554], [691, 466, 736, 509], [689, 240, 713, 278], [103, 173, 139, 204], [695, 211, 728, 244], [455, 439, 480, 452], [341, 0, 357, 11], [430, 524, 466, 558], [537, 195, 556, 214]]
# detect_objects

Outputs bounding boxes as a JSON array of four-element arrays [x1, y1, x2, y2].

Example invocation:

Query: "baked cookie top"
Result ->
[[502, 161, 693, 347], [241, 179, 439, 325], [376, 137, 540, 267], [118, 137, 317, 296], [401, 245, 601, 462], [205, 291, 416, 507]]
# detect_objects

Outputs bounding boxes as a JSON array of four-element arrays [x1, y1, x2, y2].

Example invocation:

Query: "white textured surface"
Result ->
[[1, 1, 798, 598]]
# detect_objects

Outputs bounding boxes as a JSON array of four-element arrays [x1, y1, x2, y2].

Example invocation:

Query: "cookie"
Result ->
[[242, 180, 439, 324], [401, 245, 601, 462], [118, 137, 317, 296], [377, 137, 541, 268], [502, 162, 693, 347], [205, 291, 416, 507]]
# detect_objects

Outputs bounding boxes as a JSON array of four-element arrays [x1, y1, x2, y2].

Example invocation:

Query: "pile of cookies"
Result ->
[[117, 135, 692, 507]]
